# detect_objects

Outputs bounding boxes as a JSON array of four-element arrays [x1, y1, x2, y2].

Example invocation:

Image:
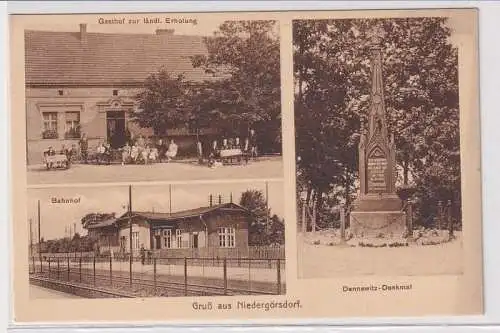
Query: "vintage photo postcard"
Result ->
[[10, 8, 483, 324], [20, 15, 282, 185], [27, 182, 285, 299]]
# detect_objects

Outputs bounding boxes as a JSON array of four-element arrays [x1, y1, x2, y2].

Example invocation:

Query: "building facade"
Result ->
[[25, 24, 214, 165], [84, 203, 251, 256]]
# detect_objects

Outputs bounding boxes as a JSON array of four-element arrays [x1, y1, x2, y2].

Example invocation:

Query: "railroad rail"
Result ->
[[32, 269, 279, 297], [29, 276, 134, 298]]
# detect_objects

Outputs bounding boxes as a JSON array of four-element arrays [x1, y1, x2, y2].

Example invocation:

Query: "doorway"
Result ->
[[155, 235, 161, 250], [106, 111, 127, 149], [192, 234, 199, 248]]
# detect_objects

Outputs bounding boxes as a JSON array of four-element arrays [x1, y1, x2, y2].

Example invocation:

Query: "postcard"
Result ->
[[10, 8, 483, 323]]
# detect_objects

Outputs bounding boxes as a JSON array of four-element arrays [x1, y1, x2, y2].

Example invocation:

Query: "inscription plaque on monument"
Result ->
[[367, 157, 387, 192]]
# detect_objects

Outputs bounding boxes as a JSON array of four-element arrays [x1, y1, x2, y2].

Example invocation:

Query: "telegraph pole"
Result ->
[[129, 185, 133, 287], [37, 200, 41, 269], [29, 218, 33, 257], [266, 181, 269, 227], [169, 184, 172, 215]]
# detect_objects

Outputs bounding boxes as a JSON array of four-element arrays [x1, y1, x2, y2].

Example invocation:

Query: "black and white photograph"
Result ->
[[294, 17, 468, 278], [27, 181, 285, 298], [25, 19, 282, 185]]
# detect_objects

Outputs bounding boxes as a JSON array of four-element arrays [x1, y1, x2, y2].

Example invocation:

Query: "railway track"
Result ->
[[32, 269, 278, 297], [29, 276, 135, 298]]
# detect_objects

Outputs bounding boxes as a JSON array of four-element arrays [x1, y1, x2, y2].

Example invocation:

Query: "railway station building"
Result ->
[[84, 202, 251, 256]]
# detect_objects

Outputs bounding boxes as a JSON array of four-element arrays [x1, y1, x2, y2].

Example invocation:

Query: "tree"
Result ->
[[81, 212, 116, 229], [239, 189, 284, 245], [294, 18, 460, 226], [133, 69, 192, 136], [191, 20, 282, 153]]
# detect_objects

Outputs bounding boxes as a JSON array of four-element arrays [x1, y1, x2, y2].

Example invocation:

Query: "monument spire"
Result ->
[[367, 26, 388, 143]]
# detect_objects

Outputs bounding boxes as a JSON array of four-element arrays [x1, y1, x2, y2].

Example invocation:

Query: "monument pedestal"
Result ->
[[350, 194, 406, 239], [350, 210, 405, 239]]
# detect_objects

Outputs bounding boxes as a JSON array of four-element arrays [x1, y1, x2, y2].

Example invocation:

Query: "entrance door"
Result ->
[[106, 111, 127, 149], [192, 234, 199, 248], [155, 235, 161, 250]]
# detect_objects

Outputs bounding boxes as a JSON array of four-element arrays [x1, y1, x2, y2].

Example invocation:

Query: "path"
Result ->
[[27, 156, 283, 185], [29, 284, 82, 299], [298, 234, 463, 278]]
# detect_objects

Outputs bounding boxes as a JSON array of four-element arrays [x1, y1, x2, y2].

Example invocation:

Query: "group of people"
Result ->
[[207, 129, 258, 167], [75, 133, 179, 165], [120, 137, 178, 165], [43, 144, 78, 168], [50, 129, 258, 168]]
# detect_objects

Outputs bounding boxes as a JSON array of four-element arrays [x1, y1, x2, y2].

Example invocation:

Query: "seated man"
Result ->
[[221, 138, 229, 150], [44, 146, 56, 168], [165, 139, 178, 162], [96, 142, 106, 164]]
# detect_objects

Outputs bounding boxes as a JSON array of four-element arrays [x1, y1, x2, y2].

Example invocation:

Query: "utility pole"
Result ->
[[129, 185, 133, 287], [37, 200, 41, 268], [29, 219, 33, 257], [266, 181, 269, 228], [169, 184, 172, 215]]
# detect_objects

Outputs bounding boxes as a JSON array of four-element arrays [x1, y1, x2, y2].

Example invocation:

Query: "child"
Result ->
[[141, 146, 150, 164], [121, 143, 131, 165], [130, 145, 139, 163], [149, 147, 159, 162]]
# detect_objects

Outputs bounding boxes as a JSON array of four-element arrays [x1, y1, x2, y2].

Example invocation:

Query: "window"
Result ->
[[113, 89, 118, 96], [218, 227, 235, 248], [132, 232, 140, 250], [64, 112, 81, 139], [176, 229, 183, 248], [42, 112, 58, 139], [58, 90, 63, 96], [163, 229, 172, 248]]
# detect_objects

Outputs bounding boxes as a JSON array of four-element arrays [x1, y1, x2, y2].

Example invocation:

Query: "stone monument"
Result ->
[[350, 31, 405, 239]]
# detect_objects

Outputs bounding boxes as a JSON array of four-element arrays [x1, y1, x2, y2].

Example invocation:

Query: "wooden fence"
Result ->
[[37, 246, 285, 260]]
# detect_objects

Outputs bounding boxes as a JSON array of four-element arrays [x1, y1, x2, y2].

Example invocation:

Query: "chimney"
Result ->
[[155, 29, 175, 36], [79, 23, 87, 41], [230, 192, 233, 204]]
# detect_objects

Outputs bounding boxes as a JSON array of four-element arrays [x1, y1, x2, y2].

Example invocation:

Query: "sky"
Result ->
[[18, 14, 236, 37], [26, 180, 284, 241]]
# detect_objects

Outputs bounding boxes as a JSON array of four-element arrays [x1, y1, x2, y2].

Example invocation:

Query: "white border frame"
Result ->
[[3, 1, 500, 331]]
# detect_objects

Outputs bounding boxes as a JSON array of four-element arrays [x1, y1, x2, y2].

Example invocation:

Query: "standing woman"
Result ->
[[249, 128, 258, 159], [79, 133, 89, 164]]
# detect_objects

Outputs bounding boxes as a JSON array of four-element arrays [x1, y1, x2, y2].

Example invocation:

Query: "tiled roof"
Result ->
[[85, 218, 117, 229], [25, 29, 214, 86], [116, 203, 250, 224]]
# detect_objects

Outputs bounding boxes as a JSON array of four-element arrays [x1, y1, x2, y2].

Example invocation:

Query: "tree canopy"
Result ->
[[132, 20, 282, 154], [81, 212, 116, 229], [294, 18, 460, 226], [239, 189, 284, 245]]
